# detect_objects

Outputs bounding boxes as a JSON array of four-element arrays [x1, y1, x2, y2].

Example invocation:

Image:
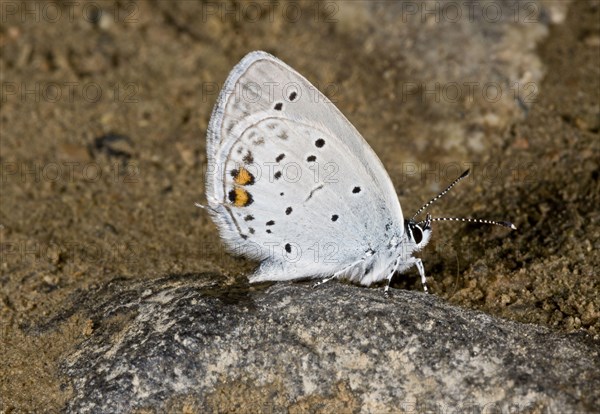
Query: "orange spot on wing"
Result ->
[[233, 167, 254, 186], [229, 187, 253, 207]]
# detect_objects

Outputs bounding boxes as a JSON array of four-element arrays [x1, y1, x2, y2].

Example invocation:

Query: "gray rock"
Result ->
[[61, 274, 599, 413]]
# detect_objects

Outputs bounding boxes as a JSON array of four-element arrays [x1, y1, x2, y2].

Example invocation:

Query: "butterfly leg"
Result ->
[[313, 259, 364, 289], [384, 280, 393, 296], [312, 276, 336, 288], [384, 259, 401, 297], [413, 258, 429, 293], [389, 257, 429, 294]]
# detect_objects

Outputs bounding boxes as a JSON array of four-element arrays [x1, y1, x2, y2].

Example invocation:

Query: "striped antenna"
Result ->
[[412, 169, 471, 219], [421, 217, 517, 230]]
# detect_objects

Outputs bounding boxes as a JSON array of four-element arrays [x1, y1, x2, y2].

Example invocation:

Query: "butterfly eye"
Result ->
[[412, 226, 423, 244]]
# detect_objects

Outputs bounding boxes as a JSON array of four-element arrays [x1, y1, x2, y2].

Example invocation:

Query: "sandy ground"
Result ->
[[1, 0, 598, 411]]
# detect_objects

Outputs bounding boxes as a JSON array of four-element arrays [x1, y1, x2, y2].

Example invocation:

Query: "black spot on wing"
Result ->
[[243, 151, 254, 164]]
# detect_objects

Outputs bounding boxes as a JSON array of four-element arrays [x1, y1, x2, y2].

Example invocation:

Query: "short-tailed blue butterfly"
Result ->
[[200, 51, 515, 294]]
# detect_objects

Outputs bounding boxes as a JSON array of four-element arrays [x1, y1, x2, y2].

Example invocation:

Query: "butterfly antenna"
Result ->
[[412, 169, 471, 219], [419, 216, 517, 230]]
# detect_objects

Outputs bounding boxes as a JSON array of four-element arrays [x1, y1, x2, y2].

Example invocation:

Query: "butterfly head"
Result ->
[[405, 213, 432, 251]]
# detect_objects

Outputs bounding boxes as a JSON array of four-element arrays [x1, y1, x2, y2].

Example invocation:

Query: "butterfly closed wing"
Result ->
[[204, 51, 435, 290]]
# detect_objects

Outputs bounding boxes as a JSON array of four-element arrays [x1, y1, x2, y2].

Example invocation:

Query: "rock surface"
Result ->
[[61, 274, 599, 413]]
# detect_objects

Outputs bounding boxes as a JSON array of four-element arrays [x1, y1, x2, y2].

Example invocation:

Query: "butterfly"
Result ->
[[201, 51, 515, 294]]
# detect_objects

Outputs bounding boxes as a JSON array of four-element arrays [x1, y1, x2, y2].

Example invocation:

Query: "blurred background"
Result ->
[[1, 0, 598, 411]]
